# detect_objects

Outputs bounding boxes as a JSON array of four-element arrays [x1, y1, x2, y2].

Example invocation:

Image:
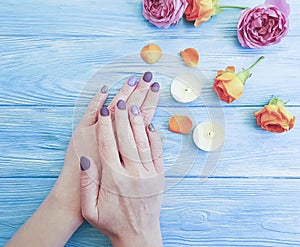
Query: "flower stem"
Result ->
[[237, 56, 265, 85], [247, 56, 265, 70], [218, 5, 248, 10]]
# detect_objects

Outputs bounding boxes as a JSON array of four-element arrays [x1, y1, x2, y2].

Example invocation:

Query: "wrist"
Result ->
[[110, 224, 163, 247], [47, 188, 83, 229], [48, 175, 84, 227]]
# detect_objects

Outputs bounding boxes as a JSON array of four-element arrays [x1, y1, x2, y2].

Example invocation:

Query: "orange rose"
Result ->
[[254, 98, 296, 133], [213, 56, 265, 104], [185, 0, 214, 27], [213, 66, 243, 103]]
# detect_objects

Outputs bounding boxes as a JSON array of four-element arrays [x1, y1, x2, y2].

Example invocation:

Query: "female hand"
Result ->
[[7, 71, 160, 247], [80, 99, 164, 247], [53, 71, 160, 223]]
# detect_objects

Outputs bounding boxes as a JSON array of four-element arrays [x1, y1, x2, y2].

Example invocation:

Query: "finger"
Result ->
[[147, 123, 164, 174], [129, 105, 155, 173], [114, 100, 141, 174], [80, 156, 100, 223], [108, 76, 138, 112], [97, 107, 123, 171], [126, 71, 153, 109], [80, 85, 108, 127], [141, 82, 160, 126]]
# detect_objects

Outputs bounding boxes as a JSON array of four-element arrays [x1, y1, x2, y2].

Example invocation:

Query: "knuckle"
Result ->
[[120, 86, 131, 97], [136, 140, 150, 151], [99, 136, 116, 148], [131, 115, 144, 127]]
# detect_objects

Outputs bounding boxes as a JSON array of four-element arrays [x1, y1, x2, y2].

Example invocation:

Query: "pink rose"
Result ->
[[237, 0, 290, 48], [143, 0, 188, 28]]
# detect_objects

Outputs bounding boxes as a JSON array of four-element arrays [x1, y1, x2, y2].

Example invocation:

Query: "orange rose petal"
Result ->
[[168, 115, 193, 134], [217, 70, 224, 76], [216, 71, 236, 81], [140, 44, 162, 64], [222, 76, 244, 99], [180, 48, 199, 67], [225, 66, 235, 73], [278, 105, 293, 120], [290, 117, 296, 129]]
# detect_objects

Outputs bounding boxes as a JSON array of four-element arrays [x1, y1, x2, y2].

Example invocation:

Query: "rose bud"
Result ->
[[237, 0, 290, 48], [213, 56, 264, 104], [140, 44, 162, 64], [180, 48, 199, 67], [254, 97, 296, 133]]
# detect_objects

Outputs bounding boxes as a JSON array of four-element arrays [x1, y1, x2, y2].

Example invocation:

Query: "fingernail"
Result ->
[[101, 85, 108, 94], [100, 107, 109, 116], [80, 156, 90, 171], [148, 123, 156, 132], [130, 105, 139, 115], [151, 82, 160, 92], [127, 76, 137, 87], [117, 99, 126, 110], [143, 71, 153, 82]]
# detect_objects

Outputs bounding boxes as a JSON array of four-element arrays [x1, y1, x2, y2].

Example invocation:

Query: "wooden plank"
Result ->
[[0, 0, 299, 38], [1, 1, 300, 106], [0, 177, 299, 246], [0, 106, 299, 178], [1, 37, 299, 107]]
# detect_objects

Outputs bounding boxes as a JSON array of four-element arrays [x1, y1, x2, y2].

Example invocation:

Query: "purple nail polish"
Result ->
[[151, 82, 160, 92], [80, 156, 90, 171], [127, 76, 137, 87], [100, 107, 109, 116], [131, 105, 139, 115], [143, 71, 153, 82], [117, 99, 126, 110], [148, 123, 156, 132], [101, 85, 108, 94]]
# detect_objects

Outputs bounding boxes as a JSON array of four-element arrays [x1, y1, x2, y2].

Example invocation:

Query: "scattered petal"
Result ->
[[140, 44, 162, 64], [169, 115, 193, 134], [180, 48, 199, 67]]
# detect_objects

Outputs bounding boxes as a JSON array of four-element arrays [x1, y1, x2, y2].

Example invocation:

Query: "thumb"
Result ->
[[80, 156, 100, 223]]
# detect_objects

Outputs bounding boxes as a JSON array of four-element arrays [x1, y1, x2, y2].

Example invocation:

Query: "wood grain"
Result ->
[[1, 1, 300, 106], [0, 106, 299, 178], [0, 178, 299, 246], [1, 0, 300, 246]]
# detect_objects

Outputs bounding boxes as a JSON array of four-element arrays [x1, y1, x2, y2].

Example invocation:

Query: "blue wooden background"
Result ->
[[1, 0, 300, 246]]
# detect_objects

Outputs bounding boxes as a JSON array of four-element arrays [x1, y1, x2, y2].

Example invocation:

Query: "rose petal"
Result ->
[[169, 115, 193, 134], [180, 48, 199, 67], [265, 0, 290, 16], [140, 43, 162, 64]]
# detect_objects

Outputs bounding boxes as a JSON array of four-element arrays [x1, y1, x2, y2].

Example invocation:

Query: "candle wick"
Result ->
[[208, 131, 215, 137]]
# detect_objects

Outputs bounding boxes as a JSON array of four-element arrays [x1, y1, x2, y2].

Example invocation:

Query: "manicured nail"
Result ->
[[131, 105, 139, 115], [100, 107, 109, 116], [151, 82, 160, 92], [143, 71, 153, 82], [101, 85, 108, 94], [148, 123, 156, 132], [80, 156, 90, 171], [117, 99, 126, 110], [127, 76, 137, 87]]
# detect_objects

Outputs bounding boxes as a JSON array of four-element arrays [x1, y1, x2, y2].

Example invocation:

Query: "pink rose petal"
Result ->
[[265, 0, 290, 16]]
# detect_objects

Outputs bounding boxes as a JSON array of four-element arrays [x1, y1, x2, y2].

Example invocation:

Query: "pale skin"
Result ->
[[6, 72, 164, 247]]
